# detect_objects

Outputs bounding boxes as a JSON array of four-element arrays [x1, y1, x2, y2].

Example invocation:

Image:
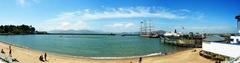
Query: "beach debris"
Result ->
[[12, 58, 19, 62], [162, 52, 167, 55], [192, 49, 197, 52]]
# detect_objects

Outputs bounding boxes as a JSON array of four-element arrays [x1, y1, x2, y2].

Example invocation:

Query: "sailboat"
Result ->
[[139, 20, 160, 38]]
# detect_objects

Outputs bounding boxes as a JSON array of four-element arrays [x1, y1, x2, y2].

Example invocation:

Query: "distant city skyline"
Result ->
[[0, 0, 239, 33]]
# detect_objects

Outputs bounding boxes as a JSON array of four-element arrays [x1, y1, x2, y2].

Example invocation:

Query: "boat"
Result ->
[[139, 19, 160, 38], [161, 32, 204, 47]]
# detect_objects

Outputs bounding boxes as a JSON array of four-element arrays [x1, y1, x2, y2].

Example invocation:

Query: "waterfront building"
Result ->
[[202, 36, 240, 62], [163, 32, 181, 37], [202, 15, 240, 62]]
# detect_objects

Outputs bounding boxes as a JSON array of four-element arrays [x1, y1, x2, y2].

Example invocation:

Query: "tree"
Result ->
[[0, 24, 37, 34]]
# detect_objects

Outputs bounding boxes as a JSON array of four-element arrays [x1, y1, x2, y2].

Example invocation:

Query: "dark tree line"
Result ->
[[0, 24, 36, 34]]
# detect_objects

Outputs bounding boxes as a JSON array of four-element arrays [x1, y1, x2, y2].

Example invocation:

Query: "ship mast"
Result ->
[[140, 21, 144, 35], [144, 20, 147, 35], [140, 19, 153, 35], [148, 19, 152, 35]]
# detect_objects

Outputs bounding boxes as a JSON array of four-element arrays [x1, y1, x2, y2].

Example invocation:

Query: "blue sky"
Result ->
[[0, 0, 239, 33]]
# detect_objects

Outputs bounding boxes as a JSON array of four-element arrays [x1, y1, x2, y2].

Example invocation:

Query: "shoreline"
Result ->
[[0, 41, 187, 60], [0, 41, 214, 63], [0, 41, 164, 60]]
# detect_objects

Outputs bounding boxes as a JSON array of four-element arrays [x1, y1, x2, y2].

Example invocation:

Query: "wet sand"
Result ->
[[0, 41, 214, 63]]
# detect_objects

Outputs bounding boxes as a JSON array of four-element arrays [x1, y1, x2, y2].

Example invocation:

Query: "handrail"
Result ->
[[229, 56, 240, 63]]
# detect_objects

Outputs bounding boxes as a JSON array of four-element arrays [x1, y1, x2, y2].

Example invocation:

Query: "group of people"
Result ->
[[1, 46, 12, 57], [2, 45, 48, 62], [0, 46, 19, 62], [1, 45, 48, 62], [39, 52, 48, 62]]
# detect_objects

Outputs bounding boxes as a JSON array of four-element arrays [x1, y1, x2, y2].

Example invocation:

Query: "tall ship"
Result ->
[[139, 19, 160, 38]]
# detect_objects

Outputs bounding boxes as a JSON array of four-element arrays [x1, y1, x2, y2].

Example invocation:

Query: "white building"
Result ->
[[202, 15, 240, 62], [163, 32, 181, 37], [202, 36, 240, 63]]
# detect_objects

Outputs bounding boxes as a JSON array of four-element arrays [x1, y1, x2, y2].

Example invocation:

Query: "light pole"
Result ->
[[235, 15, 240, 33]]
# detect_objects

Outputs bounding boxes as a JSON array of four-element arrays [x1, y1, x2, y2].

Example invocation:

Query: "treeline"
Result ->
[[0, 24, 47, 34]]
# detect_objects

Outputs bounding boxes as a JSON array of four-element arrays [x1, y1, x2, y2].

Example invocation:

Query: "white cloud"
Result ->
[[104, 22, 138, 32], [59, 21, 88, 30], [16, 0, 37, 7], [56, 7, 203, 21], [42, 16, 88, 31], [17, 0, 26, 6], [105, 22, 136, 28], [65, 7, 189, 20], [61, 22, 70, 27], [43, 7, 204, 31], [180, 9, 191, 12]]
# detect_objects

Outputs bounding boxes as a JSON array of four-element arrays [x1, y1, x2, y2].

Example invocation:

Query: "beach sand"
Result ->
[[0, 42, 214, 63]]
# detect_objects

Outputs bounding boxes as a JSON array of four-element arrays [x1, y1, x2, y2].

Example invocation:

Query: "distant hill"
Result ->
[[117, 30, 166, 34], [152, 30, 166, 34], [49, 29, 166, 35], [49, 29, 107, 34], [119, 32, 139, 34]]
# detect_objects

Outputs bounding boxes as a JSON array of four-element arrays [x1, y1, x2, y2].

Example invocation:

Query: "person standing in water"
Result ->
[[44, 52, 47, 61]]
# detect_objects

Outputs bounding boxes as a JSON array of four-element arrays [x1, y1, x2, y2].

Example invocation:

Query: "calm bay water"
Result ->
[[0, 35, 183, 57]]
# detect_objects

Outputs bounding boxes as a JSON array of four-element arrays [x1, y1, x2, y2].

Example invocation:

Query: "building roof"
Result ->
[[202, 42, 240, 58], [203, 35, 225, 42], [164, 32, 180, 36]]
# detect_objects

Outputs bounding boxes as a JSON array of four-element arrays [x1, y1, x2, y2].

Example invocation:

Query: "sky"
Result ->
[[0, 0, 239, 33]]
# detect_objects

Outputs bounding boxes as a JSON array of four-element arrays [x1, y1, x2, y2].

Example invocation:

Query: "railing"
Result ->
[[229, 56, 240, 63], [202, 42, 240, 58]]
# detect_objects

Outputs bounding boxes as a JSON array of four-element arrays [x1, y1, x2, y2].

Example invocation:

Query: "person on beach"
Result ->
[[44, 52, 47, 61], [9, 46, 11, 50], [193, 49, 197, 52], [9, 46, 12, 57], [1, 49, 5, 54], [139, 57, 142, 63], [39, 55, 44, 62]]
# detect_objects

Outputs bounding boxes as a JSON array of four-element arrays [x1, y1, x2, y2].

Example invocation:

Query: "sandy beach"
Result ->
[[0, 41, 214, 63]]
